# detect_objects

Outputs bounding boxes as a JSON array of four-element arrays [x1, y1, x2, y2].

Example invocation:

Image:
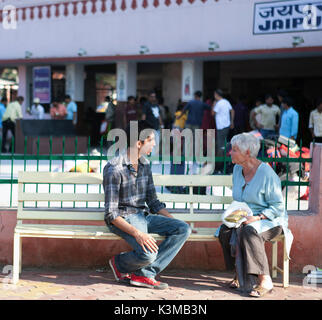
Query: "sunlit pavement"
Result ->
[[0, 268, 321, 300]]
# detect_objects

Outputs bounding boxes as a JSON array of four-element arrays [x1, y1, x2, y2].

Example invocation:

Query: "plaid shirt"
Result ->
[[103, 153, 166, 225]]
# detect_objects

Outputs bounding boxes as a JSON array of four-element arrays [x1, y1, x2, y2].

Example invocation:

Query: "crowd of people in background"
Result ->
[[102, 89, 322, 148], [1, 88, 322, 154]]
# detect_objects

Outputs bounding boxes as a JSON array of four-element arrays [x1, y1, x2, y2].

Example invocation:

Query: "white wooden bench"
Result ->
[[12, 171, 289, 287]]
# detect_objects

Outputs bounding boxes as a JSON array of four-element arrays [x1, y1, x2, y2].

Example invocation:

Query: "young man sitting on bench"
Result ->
[[103, 120, 191, 290]]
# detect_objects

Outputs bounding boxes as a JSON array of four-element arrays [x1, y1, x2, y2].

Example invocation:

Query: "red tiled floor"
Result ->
[[0, 267, 321, 300]]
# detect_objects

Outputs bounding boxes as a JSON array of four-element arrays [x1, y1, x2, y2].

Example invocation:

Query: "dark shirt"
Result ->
[[183, 99, 210, 127], [125, 103, 138, 123], [233, 102, 248, 131], [103, 154, 166, 225], [142, 102, 160, 130]]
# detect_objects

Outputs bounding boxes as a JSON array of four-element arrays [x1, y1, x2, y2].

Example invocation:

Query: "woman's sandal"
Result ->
[[249, 285, 273, 298], [229, 279, 239, 289]]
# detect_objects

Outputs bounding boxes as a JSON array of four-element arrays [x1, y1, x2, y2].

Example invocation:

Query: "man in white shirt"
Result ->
[[252, 94, 280, 139], [30, 97, 45, 119], [211, 89, 234, 172], [309, 98, 322, 143]]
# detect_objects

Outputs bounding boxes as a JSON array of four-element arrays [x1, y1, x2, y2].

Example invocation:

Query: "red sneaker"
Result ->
[[109, 256, 131, 284], [130, 274, 168, 290]]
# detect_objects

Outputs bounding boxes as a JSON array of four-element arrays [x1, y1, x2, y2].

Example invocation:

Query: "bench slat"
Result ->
[[153, 174, 232, 187], [19, 192, 232, 205], [15, 224, 284, 243], [18, 171, 103, 184], [14, 224, 219, 241], [158, 194, 233, 204], [171, 213, 222, 222], [18, 210, 105, 221], [19, 193, 105, 202], [17, 211, 223, 222], [18, 172, 233, 187]]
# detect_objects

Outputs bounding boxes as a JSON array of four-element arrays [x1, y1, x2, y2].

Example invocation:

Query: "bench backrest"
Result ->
[[17, 171, 233, 224]]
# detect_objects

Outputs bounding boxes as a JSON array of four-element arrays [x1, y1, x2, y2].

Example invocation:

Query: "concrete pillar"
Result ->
[[309, 143, 322, 214], [181, 60, 203, 102], [115, 62, 137, 129], [116, 61, 137, 102], [65, 64, 85, 131], [65, 64, 85, 102], [17, 65, 31, 117]]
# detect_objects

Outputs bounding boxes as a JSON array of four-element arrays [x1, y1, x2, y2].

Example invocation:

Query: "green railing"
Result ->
[[0, 136, 312, 211]]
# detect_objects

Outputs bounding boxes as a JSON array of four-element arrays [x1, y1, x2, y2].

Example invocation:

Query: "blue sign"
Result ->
[[254, 0, 322, 34], [33, 66, 51, 103]]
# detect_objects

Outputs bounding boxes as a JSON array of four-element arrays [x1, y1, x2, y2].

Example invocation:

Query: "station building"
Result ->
[[0, 0, 322, 145]]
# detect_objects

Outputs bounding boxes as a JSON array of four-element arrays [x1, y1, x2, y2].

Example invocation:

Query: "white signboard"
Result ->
[[253, 0, 322, 34]]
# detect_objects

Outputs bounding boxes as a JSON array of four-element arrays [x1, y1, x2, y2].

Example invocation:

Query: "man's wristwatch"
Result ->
[[259, 214, 265, 220]]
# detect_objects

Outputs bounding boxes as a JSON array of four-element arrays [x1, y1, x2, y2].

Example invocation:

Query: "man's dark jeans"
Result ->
[[107, 212, 191, 278], [1, 119, 15, 153]]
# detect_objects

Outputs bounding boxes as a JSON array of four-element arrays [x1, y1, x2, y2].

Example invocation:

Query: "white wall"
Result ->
[[1, 0, 321, 60]]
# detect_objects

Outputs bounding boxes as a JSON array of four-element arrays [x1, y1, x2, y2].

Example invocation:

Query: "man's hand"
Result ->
[[158, 209, 174, 219], [134, 230, 159, 254], [111, 216, 158, 254]]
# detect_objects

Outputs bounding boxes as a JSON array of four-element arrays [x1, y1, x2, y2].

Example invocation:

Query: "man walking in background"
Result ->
[[309, 97, 322, 143], [142, 91, 163, 157], [124, 96, 138, 128], [252, 94, 280, 139], [212, 89, 234, 173], [65, 95, 78, 126], [180, 90, 209, 131], [1, 96, 24, 153], [177, 90, 210, 173], [279, 97, 299, 140], [0, 97, 7, 141]]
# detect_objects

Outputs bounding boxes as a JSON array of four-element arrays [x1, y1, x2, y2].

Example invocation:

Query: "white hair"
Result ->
[[231, 133, 260, 158]]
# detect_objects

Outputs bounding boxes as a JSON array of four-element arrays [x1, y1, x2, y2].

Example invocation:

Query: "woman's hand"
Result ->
[[242, 215, 260, 225]]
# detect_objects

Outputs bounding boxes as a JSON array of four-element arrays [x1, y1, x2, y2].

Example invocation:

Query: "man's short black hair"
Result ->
[[1, 97, 8, 103], [265, 93, 274, 100], [128, 96, 135, 101], [17, 96, 24, 102], [125, 120, 154, 147], [105, 96, 111, 102], [277, 89, 288, 98], [214, 89, 224, 97], [64, 95, 71, 100], [281, 96, 293, 107], [194, 91, 202, 98]]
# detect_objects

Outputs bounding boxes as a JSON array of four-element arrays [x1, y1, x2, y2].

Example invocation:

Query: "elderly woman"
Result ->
[[218, 133, 293, 297]]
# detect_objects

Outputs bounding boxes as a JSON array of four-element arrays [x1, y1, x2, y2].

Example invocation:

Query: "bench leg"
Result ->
[[283, 239, 289, 288], [19, 236, 22, 274], [271, 241, 278, 279], [12, 233, 21, 284]]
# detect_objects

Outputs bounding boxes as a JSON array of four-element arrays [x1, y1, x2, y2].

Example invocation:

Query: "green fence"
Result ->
[[0, 135, 312, 211]]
